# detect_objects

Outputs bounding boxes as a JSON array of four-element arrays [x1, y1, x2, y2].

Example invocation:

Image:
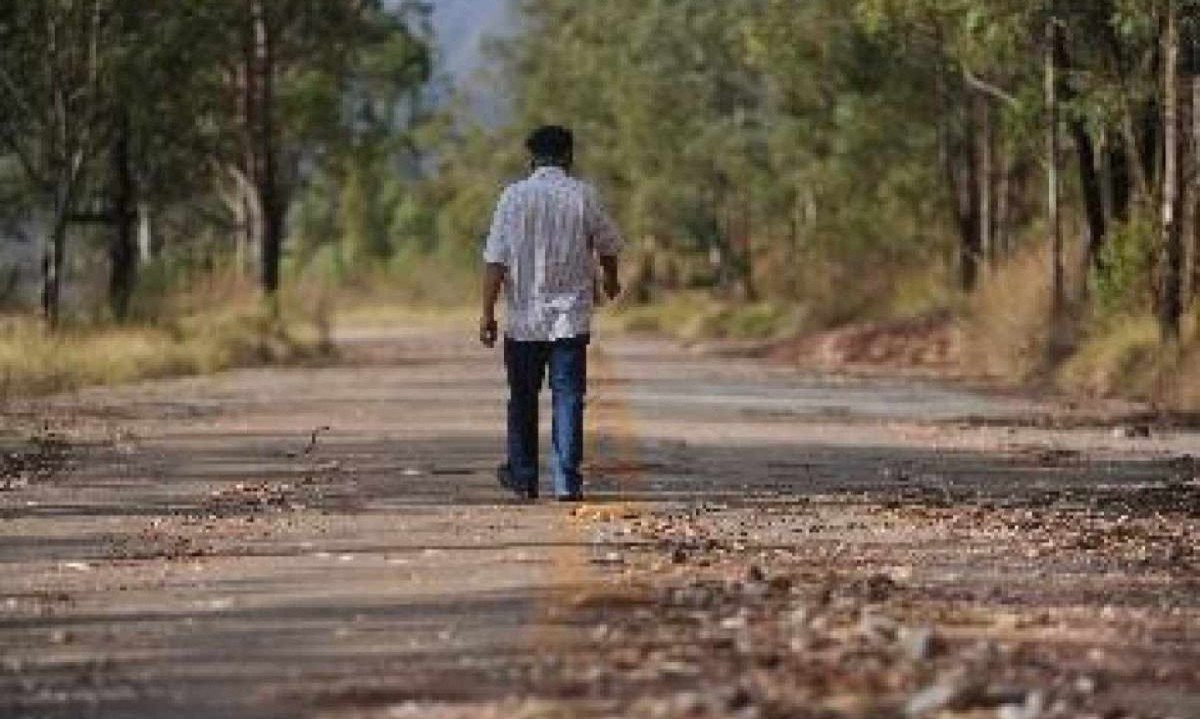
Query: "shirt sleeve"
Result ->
[[482, 188, 515, 266], [584, 184, 622, 257]]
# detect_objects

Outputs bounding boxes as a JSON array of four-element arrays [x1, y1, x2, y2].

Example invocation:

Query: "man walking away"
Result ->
[[478, 125, 623, 502]]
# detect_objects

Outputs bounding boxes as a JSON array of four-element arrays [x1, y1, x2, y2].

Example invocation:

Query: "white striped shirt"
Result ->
[[483, 166, 622, 341]]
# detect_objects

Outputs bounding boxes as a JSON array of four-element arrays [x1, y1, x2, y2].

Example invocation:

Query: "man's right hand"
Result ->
[[479, 316, 499, 348], [599, 255, 621, 301], [602, 273, 622, 301]]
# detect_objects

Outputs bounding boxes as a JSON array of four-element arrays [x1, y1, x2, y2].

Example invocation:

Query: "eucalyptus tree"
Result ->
[[0, 0, 119, 325]]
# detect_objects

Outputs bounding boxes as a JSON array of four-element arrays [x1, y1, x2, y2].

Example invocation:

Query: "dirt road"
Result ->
[[2, 328, 1198, 718]]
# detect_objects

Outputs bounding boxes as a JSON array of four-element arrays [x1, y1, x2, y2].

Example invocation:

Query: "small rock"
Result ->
[[906, 682, 962, 717], [742, 581, 770, 600], [997, 690, 1044, 719], [720, 613, 748, 631], [785, 604, 810, 628], [1073, 675, 1100, 696], [899, 625, 942, 661], [861, 572, 898, 602], [671, 547, 688, 564], [1112, 424, 1151, 439], [48, 629, 72, 644], [668, 691, 706, 715], [590, 551, 624, 565], [859, 612, 899, 643], [725, 685, 755, 711]]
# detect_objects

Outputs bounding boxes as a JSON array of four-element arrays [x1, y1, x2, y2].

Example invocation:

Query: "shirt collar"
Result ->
[[530, 165, 567, 180]]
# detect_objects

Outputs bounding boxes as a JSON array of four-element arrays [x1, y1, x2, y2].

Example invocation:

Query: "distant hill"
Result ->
[[427, 0, 516, 125]]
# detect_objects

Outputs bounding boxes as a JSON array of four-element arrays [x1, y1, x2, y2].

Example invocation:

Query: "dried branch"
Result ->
[[963, 68, 1020, 107]]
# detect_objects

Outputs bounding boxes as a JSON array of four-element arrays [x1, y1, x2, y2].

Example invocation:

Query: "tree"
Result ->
[[1160, 0, 1185, 341], [0, 1, 114, 326], [219, 0, 429, 298]]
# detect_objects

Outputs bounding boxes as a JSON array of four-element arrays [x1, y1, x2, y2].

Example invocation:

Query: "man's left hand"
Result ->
[[479, 316, 499, 348]]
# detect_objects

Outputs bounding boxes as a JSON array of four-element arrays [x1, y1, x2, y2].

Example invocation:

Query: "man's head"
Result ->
[[526, 125, 573, 170]]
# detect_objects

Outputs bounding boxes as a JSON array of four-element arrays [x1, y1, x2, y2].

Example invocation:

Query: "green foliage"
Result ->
[[0, 0, 433, 319], [1093, 212, 1156, 318], [486, 0, 955, 309], [1058, 314, 1161, 399]]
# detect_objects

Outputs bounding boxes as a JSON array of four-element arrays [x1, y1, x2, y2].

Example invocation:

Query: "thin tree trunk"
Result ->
[[239, 5, 258, 277], [956, 137, 982, 291], [137, 200, 154, 265], [980, 98, 994, 267], [42, 205, 64, 328], [740, 191, 757, 302], [1192, 72, 1200, 307], [934, 55, 981, 291], [1108, 133, 1133, 223], [996, 147, 1013, 257], [252, 0, 281, 298], [1104, 20, 1153, 202], [42, 152, 86, 328], [109, 115, 137, 321], [1052, 29, 1108, 275], [1047, 17, 1066, 316], [1159, 0, 1183, 342], [1074, 123, 1107, 271]]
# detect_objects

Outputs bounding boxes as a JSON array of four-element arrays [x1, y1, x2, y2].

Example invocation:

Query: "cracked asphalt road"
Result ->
[[2, 328, 1198, 718]]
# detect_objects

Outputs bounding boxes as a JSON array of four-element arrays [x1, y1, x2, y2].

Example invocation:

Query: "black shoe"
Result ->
[[555, 492, 584, 503], [497, 464, 537, 500]]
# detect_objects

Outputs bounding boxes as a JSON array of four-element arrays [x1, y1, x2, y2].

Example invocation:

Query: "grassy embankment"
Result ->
[[0, 268, 327, 399], [0, 254, 486, 399], [613, 246, 1200, 409]]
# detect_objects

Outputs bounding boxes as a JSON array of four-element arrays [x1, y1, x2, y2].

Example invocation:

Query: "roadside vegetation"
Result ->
[[3, 1, 1200, 407], [488, 1, 1200, 408]]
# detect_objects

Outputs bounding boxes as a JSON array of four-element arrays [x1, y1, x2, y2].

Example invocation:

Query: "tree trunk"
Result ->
[[1073, 122, 1107, 272], [1191, 70, 1200, 307], [42, 151, 85, 329], [955, 137, 982, 291], [238, 9, 257, 277], [995, 148, 1012, 257], [934, 56, 981, 291], [109, 115, 137, 321], [979, 98, 994, 267], [1052, 29, 1108, 275], [1104, 20, 1153, 202], [137, 200, 155, 265], [1107, 133, 1133, 223], [252, 0, 282, 298], [42, 205, 65, 328], [1159, 0, 1184, 342], [1047, 17, 1065, 316]]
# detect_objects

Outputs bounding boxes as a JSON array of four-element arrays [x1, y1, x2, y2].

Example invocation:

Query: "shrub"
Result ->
[[963, 245, 1056, 381], [1057, 315, 1161, 399]]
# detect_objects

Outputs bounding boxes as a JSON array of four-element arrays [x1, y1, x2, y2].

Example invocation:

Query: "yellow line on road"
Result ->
[[528, 344, 646, 656]]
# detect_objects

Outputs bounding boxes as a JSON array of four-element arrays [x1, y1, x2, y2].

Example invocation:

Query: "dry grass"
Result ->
[[0, 253, 482, 399], [962, 245, 1061, 382], [1056, 312, 1200, 408], [614, 292, 804, 341], [0, 300, 325, 399], [1057, 315, 1163, 400]]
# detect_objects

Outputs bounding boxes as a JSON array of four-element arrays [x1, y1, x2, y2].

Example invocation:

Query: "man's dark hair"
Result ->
[[526, 125, 573, 164]]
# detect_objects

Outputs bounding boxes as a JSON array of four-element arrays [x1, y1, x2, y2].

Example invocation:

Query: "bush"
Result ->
[[0, 303, 322, 399], [963, 245, 1056, 381], [1057, 315, 1161, 399], [1092, 211, 1156, 318]]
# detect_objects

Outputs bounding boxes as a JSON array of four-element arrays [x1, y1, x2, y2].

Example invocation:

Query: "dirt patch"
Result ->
[[768, 313, 962, 376]]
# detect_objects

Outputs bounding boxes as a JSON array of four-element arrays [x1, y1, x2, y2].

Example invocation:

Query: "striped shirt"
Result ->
[[483, 166, 622, 341]]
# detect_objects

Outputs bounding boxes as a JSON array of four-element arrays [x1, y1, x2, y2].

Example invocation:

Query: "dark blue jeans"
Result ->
[[504, 335, 588, 498]]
